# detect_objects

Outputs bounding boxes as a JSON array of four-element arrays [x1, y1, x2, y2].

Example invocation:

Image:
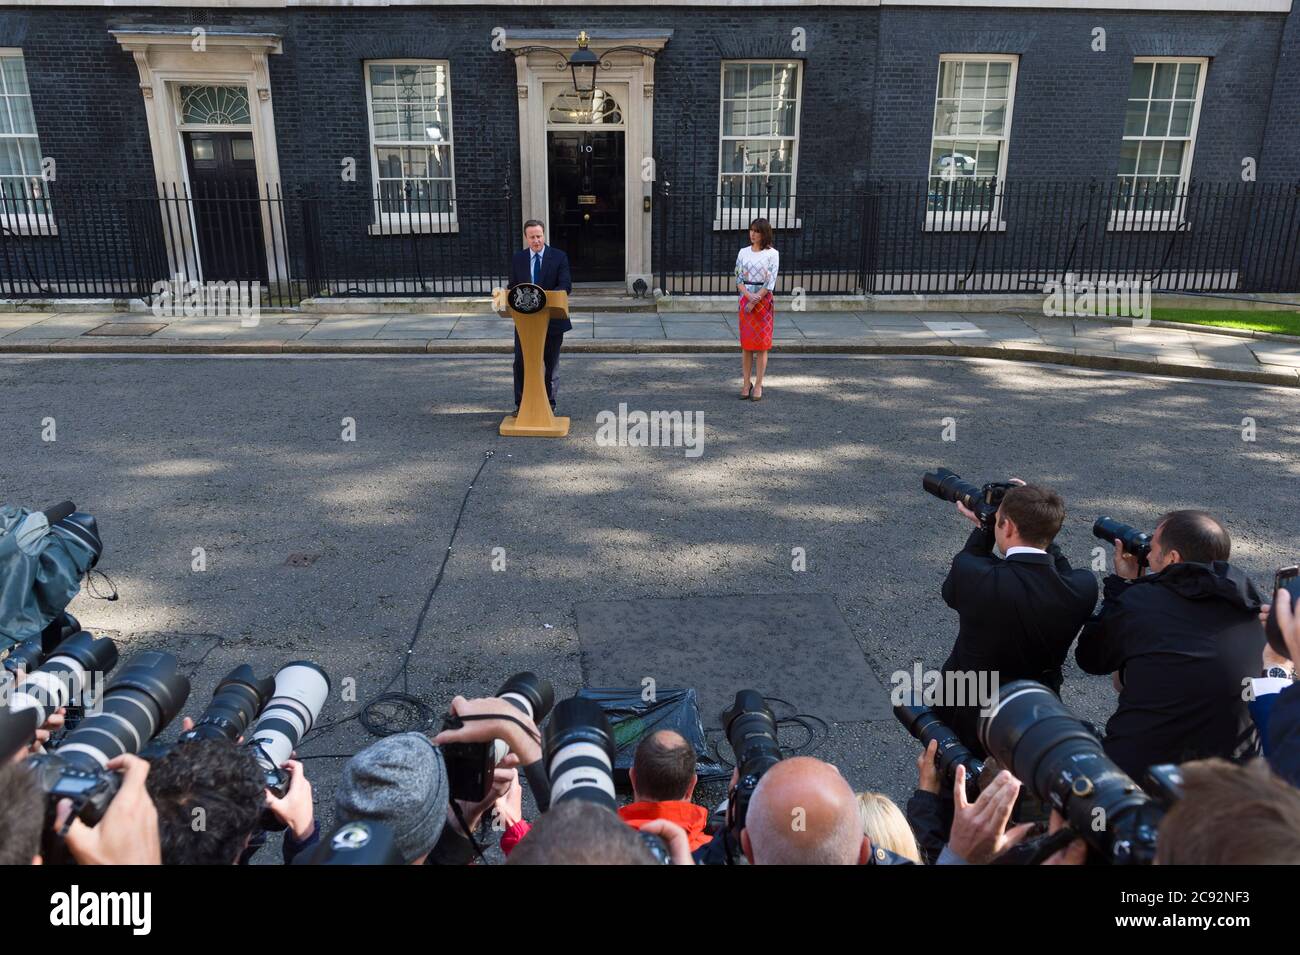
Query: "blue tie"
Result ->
[[532, 251, 541, 286]]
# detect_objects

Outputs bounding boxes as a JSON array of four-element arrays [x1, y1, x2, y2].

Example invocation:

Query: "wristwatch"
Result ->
[[1264, 666, 1295, 681]]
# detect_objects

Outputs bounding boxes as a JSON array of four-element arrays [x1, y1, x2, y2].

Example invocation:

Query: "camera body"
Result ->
[[443, 672, 554, 803], [1266, 567, 1300, 657], [922, 468, 1014, 533], [720, 690, 782, 844], [1093, 517, 1153, 569], [893, 703, 985, 802]]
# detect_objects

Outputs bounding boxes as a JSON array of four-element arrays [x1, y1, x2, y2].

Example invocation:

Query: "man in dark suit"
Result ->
[[508, 219, 572, 413], [936, 481, 1099, 755]]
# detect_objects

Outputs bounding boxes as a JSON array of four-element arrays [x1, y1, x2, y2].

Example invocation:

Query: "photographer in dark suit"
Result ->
[[937, 481, 1099, 754], [1075, 510, 1265, 781], [508, 219, 572, 413]]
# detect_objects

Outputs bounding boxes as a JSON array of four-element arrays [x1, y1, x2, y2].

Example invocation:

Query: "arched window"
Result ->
[[548, 88, 623, 126], [178, 85, 251, 126]]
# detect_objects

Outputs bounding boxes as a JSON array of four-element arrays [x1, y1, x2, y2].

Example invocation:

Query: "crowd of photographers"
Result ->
[[3, 484, 1300, 866]]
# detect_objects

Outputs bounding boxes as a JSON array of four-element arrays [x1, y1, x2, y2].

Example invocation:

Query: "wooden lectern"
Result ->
[[499, 284, 570, 438]]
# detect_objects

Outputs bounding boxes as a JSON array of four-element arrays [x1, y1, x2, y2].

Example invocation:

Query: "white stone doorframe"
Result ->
[[507, 32, 668, 293], [110, 30, 287, 290]]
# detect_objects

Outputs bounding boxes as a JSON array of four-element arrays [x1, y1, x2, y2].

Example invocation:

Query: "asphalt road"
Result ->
[[3, 352, 1298, 858]]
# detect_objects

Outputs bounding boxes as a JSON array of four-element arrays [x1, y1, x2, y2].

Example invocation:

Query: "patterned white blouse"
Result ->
[[735, 246, 780, 293]]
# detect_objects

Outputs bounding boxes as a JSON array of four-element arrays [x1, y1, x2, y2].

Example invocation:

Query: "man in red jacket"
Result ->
[[618, 730, 713, 851]]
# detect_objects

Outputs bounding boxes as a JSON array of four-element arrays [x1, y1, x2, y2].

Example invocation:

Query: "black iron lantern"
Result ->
[[569, 31, 599, 94]]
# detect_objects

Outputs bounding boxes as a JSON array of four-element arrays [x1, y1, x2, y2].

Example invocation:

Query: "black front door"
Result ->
[[182, 131, 267, 283], [547, 130, 625, 282]]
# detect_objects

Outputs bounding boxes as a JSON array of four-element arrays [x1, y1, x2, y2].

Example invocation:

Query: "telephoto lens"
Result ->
[[8, 630, 119, 730], [721, 690, 783, 830], [893, 703, 986, 801], [180, 665, 276, 745], [27, 649, 189, 831], [978, 680, 1162, 865], [922, 467, 986, 509], [2, 612, 81, 689], [51, 650, 190, 771], [1092, 517, 1152, 569], [443, 672, 555, 802], [544, 696, 617, 810], [244, 661, 331, 799]]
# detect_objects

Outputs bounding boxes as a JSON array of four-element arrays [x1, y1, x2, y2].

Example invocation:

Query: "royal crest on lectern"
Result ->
[[507, 282, 548, 314]]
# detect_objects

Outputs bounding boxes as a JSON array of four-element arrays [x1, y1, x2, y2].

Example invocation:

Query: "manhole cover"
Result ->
[[284, 553, 321, 567], [922, 320, 986, 337], [83, 322, 167, 336]]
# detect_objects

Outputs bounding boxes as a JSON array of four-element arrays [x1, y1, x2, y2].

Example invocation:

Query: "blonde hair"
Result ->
[[855, 792, 923, 864]]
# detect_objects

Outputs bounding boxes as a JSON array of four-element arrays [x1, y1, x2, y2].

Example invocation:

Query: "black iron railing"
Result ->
[[2, 178, 1297, 306], [654, 179, 1300, 296]]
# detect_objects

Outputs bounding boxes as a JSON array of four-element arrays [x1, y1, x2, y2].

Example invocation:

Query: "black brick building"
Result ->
[[0, 1, 1297, 300]]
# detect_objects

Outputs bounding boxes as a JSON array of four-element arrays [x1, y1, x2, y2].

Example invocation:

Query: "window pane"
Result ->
[[721, 142, 747, 173], [372, 101, 398, 140], [1168, 100, 1193, 137], [2, 57, 28, 94], [1160, 140, 1184, 175], [231, 137, 255, 161], [723, 64, 747, 99], [1175, 62, 1200, 99], [986, 62, 1011, 98], [932, 144, 978, 179], [955, 104, 983, 135], [1137, 141, 1161, 175], [1123, 101, 1148, 137], [976, 143, 1000, 176], [0, 99, 10, 135], [722, 100, 747, 136], [748, 64, 774, 97], [369, 64, 396, 97], [960, 61, 987, 97], [376, 147, 404, 177], [982, 100, 1007, 135], [933, 99, 958, 136], [1146, 100, 1171, 138], [1128, 62, 1153, 99], [1152, 62, 1177, 99], [772, 63, 799, 99], [937, 61, 961, 99], [8, 94, 35, 135], [773, 99, 796, 136], [0, 139, 21, 175], [191, 138, 215, 161]]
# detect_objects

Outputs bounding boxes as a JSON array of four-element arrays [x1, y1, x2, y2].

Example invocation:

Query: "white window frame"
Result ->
[[0, 49, 55, 236], [714, 59, 803, 231], [363, 58, 458, 235], [925, 53, 1018, 233], [1109, 55, 1208, 232]]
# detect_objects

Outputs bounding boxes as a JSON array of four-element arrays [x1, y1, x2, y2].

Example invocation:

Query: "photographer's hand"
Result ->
[[453, 754, 520, 835], [1113, 539, 1141, 580], [1275, 588, 1300, 664], [948, 767, 1033, 864], [432, 696, 543, 766], [916, 739, 941, 794], [1042, 810, 1087, 866], [55, 754, 161, 865], [956, 500, 981, 528], [639, 818, 696, 865], [265, 759, 315, 840]]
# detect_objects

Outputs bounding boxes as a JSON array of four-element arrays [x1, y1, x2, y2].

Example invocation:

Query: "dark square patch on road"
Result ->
[[574, 593, 891, 729], [83, 322, 167, 336]]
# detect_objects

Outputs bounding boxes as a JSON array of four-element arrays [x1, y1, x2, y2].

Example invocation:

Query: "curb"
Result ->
[[4, 338, 1295, 388]]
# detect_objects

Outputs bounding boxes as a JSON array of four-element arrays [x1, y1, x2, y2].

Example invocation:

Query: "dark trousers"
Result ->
[[513, 327, 565, 408]]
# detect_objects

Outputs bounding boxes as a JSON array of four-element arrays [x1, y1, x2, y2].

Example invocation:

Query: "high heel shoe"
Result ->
[[750, 385, 763, 401], [739, 381, 753, 399]]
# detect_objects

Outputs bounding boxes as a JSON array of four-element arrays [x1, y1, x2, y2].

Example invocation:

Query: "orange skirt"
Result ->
[[739, 290, 774, 351]]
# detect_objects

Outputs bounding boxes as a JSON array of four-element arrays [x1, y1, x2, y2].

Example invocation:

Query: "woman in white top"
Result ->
[[735, 218, 779, 400]]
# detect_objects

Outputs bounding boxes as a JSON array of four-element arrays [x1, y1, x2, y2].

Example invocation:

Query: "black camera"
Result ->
[[2, 612, 81, 691], [923, 468, 1014, 532], [28, 649, 189, 864], [721, 690, 783, 834], [1266, 566, 1300, 658], [894, 702, 986, 801], [1093, 517, 1153, 570], [243, 661, 330, 828], [442, 672, 554, 803], [979, 680, 1162, 865]]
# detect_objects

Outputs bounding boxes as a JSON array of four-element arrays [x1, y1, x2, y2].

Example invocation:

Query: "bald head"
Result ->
[[742, 757, 867, 865], [631, 730, 697, 802]]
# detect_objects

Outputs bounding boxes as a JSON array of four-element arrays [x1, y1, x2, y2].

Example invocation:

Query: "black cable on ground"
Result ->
[[300, 448, 496, 752], [707, 695, 833, 771]]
